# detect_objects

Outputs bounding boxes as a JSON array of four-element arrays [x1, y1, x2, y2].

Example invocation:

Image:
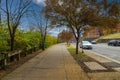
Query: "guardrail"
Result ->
[[0, 50, 22, 69], [0, 46, 39, 69]]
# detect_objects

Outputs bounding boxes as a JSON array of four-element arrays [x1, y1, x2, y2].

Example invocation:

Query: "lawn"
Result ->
[[67, 46, 96, 72], [96, 33, 120, 40], [67, 46, 93, 62]]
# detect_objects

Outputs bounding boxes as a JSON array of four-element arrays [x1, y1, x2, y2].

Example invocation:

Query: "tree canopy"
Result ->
[[45, 0, 120, 54]]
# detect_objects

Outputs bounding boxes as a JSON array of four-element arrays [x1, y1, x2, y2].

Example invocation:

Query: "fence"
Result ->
[[0, 46, 40, 69]]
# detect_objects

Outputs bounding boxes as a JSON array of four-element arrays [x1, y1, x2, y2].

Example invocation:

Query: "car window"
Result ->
[[82, 41, 90, 44]]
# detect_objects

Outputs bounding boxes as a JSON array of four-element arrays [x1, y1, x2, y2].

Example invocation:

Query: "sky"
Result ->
[[31, 0, 120, 37], [2, 0, 120, 37], [33, 0, 45, 4], [33, 0, 46, 6], [31, 0, 64, 37], [11, 0, 61, 37]]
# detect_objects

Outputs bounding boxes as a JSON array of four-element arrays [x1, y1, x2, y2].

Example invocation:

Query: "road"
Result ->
[[85, 44, 120, 62], [72, 43, 120, 62]]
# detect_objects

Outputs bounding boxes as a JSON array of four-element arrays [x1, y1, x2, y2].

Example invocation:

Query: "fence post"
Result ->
[[1, 52, 8, 69], [18, 50, 21, 60]]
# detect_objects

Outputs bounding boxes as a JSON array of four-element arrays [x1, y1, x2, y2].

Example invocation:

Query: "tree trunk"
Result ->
[[41, 37, 45, 50], [76, 38, 79, 54], [42, 41, 45, 50], [42, 28, 47, 51], [10, 35, 15, 51]]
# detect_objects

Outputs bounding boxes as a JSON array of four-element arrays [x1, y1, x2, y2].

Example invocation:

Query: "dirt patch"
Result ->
[[0, 50, 42, 79]]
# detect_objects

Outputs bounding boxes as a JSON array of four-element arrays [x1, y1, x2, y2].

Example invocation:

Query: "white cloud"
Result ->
[[33, 0, 45, 4], [48, 27, 67, 37]]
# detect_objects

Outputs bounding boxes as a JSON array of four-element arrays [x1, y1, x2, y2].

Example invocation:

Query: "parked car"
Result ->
[[79, 41, 93, 49], [108, 40, 120, 46], [91, 41, 97, 44]]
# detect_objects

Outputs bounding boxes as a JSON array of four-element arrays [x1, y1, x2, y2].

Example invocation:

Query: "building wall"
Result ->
[[85, 25, 120, 39], [85, 27, 100, 39]]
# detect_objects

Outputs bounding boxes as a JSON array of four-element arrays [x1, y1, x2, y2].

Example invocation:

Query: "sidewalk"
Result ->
[[1, 44, 89, 80]]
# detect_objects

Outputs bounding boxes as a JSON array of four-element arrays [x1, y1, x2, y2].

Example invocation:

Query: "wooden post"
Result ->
[[2, 52, 8, 69], [18, 50, 21, 60]]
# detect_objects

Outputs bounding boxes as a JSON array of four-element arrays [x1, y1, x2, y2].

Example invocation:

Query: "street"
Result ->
[[85, 44, 120, 62]]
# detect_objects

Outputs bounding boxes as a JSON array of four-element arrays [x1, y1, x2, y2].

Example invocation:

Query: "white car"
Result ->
[[79, 41, 92, 49]]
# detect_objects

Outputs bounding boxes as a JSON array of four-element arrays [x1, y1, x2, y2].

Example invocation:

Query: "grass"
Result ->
[[95, 32, 120, 41], [67, 45, 93, 62], [67, 45, 96, 73]]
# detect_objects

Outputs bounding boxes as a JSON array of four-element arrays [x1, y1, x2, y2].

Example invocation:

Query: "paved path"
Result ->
[[1, 44, 89, 80]]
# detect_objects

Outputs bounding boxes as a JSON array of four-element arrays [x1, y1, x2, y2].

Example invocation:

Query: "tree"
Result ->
[[31, 6, 51, 50], [58, 30, 73, 44], [1, 0, 32, 51], [45, 0, 98, 54], [45, 0, 120, 54], [39, 16, 49, 50]]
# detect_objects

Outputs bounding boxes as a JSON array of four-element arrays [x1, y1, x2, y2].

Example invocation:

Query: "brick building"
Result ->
[[85, 25, 120, 40]]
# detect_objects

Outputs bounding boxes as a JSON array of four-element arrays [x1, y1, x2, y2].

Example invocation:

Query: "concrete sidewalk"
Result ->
[[1, 44, 89, 80]]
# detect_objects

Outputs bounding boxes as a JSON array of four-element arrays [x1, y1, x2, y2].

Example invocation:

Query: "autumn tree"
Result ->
[[94, 0, 120, 36], [45, 0, 120, 54], [58, 30, 73, 44], [1, 0, 32, 51], [91, 0, 120, 36], [45, 0, 100, 54]]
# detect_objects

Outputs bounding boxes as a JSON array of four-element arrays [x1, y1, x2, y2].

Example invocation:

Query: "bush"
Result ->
[[0, 28, 57, 54], [0, 27, 9, 52], [45, 35, 57, 48]]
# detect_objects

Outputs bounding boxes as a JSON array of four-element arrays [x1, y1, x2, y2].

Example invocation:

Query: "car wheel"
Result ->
[[113, 44, 117, 46]]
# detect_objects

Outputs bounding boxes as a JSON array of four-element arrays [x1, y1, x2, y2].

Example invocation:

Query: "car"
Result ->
[[91, 41, 97, 44], [79, 41, 92, 49], [108, 40, 120, 46]]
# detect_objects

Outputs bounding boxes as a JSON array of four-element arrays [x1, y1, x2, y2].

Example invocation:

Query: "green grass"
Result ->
[[67, 46, 93, 62], [95, 32, 120, 42]]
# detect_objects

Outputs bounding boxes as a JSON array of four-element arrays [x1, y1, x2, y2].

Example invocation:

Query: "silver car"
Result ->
[[79, 41, 92, 49]]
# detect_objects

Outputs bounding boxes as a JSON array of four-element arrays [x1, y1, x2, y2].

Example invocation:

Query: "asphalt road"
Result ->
[[86, 44, 120, 62]]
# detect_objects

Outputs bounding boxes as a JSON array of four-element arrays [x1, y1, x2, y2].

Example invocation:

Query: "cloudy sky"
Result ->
[[33, 0, 45, 5], [32, 0, 65, 37], [1, 0, 64, 37]]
